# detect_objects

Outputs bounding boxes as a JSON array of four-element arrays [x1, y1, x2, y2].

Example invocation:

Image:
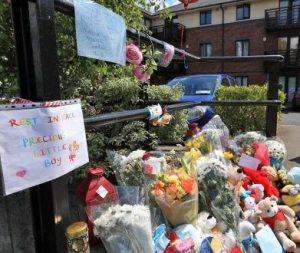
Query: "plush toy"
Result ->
[[239, 167, 279, 198], [256, 197, 300, 252], [197, 212, 222, 253], [281, 185, 300, 219], [278, 169, 291, 186], [239, 220, 260, 253], [240, 191, 259, 225], [287, 167, 300, 185], [261, 166, 278, 186]]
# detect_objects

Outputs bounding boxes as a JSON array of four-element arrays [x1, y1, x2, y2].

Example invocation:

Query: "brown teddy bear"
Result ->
[[261, 166, 278, 186], [256, 196, 300, 252]]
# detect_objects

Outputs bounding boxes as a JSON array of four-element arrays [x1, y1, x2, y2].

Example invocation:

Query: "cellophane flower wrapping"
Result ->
[[234, 131, 267, 148], [202, 115, 230, 149], [151, 165, 198, 227], [88, 186, 154, 253], [264, 138, 287, 169], [197, 158, 240, 237]]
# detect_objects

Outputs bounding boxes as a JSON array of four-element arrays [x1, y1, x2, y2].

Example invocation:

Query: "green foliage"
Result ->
[[146, 85, 188, 143], [0, 2, 18, 97], [214, 85, 286, 135]]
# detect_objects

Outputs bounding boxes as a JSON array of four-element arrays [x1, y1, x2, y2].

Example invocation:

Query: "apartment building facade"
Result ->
[[148, 0, 300, 103]]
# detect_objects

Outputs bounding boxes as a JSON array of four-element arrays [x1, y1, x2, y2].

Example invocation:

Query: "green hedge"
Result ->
[[214, 85, 285, 135]]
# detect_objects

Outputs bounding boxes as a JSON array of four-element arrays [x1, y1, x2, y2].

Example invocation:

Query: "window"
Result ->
[[200, 10, 212, 25], [235, 76, 248, 86], [236, 4, 250, 20], [200, 43, 212, 56], [236, 40, 249, 56], [144, 18, 151, 28]]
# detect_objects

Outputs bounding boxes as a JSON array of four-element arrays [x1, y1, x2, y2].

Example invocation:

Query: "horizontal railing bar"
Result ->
[[145, 100, 282, 106], [28, 0, 285, 63], [84, 100, 281, 127]]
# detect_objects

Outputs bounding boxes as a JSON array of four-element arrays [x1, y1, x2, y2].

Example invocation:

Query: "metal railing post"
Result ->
[[11, 0, 70, 252], [266, 62, 280, 137]]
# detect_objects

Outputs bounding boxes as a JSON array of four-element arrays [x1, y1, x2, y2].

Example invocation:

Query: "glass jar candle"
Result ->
[[66, 221, 90, 253]]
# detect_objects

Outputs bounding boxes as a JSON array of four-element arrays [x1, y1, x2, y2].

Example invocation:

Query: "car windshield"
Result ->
[[168, 76, 218, 95]]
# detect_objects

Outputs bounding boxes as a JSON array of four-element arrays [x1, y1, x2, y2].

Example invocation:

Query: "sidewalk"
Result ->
[[277, 113, 300, 169], [278, 125, 300, 169]]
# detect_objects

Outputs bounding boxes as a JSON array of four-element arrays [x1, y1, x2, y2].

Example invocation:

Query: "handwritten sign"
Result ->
[[0, 102, 89, 195], [74, 0, 126, 65]]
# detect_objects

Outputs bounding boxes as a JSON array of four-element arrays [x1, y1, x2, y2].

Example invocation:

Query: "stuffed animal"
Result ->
[[261, 166, 278, 186], [256, 197, 300, 252], [240, 191, 259, 225], [281, 185, 300, 219], [239, 220, 260, 253], [278, 169, 291, 186], [239, 167, 279, 198], [287, 167, 300, 185]]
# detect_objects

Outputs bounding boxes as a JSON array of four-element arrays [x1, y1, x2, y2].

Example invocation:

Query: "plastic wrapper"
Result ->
[[151, 167, 198, 227], [88, 186, 154, 253], [187, 106, 214, 128], [264, 139, 287, 170], [197, 158, 240, 236], [234, 132, 267, 148], [202, 115, 230, 149]]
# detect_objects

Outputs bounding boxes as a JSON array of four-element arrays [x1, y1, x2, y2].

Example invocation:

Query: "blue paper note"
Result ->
[[255, 225, 285, 253], [74, 0, 126, 65]]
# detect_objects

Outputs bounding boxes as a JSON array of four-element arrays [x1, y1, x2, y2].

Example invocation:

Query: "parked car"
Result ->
[[167, 74, 237, 101], [292, 89, 300, 111]]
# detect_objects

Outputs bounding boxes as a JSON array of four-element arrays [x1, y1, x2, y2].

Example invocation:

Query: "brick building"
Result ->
[[147, 0, 300, 103]]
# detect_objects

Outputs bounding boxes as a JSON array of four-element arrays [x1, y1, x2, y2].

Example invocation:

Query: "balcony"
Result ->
[[265, 5, 300, 30], [265, 50, 300, 68], [151, 21, 185, 47]]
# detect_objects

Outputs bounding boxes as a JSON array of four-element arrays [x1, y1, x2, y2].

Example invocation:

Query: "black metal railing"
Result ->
[[151, 21, 185, 46], [265, 5, 300, 30], [265, 50, 300, 67]]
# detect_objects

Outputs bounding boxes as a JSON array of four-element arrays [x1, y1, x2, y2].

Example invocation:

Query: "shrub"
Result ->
[[146, 85, 188, 143], [214, 85, 285, 135]]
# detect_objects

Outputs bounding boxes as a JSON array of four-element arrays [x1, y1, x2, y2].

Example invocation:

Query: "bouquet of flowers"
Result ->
[[89, 187, 154, 253], [107, 149, 167, 186], [197, 158, 240, 236], [234, 131, 267, 148], [151, 166, 198, 227]]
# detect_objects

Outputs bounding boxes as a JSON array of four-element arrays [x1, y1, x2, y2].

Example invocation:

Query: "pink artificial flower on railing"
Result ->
[[126, 43, 143, 65], [134, 65, 150, 82], [159, 43, 175, 67]]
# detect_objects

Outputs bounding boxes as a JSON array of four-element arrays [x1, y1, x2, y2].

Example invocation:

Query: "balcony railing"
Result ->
[[265, 50, 300, 67], [151, 21, 185, 46], [265, 5, 300, 30]]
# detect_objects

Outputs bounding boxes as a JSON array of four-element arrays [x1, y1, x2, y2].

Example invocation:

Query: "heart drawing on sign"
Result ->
[[16, 169, 26, 178]]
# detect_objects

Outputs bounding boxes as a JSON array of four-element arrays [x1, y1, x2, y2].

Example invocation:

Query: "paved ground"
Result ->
[[278, 112, 300, 169]]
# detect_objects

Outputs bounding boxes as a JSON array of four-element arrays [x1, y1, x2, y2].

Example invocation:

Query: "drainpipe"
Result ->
[[220, 4, 225, 73]]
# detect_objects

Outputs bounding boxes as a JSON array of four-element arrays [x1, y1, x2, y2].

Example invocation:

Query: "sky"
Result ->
[[165, 0, 180, 7]]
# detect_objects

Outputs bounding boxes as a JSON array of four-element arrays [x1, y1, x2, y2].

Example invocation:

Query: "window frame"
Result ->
[[235, 76, 249, 86], [236, 4, 250, 20], [200, 10, 212, 25], [200, 42, 212, 57], [235, 39, 250, 56]]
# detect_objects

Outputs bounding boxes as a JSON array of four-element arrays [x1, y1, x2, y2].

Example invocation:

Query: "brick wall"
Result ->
[[184, 19, 276, 84]]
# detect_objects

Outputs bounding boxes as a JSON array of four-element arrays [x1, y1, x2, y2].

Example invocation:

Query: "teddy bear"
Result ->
[[256, 196, 300, 252], [261, 166, 278, 186]]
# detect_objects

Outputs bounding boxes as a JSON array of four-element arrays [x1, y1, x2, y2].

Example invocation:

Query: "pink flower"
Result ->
[[144, 163, 153, 174], [126, 44, 143, 65], [134, 65, 151, 82], [159, 44, 174, 67]]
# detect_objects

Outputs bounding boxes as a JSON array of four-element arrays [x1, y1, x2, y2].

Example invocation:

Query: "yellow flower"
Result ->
[[184, 148, 201, 162], [224, 151, 234, 160]]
